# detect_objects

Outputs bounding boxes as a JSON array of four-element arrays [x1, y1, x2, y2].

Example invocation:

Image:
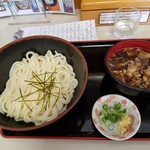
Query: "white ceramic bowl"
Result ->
[[92, 94, 141, 141]]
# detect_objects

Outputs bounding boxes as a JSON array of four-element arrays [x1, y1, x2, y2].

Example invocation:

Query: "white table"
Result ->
[[1, 9, 150, 150]]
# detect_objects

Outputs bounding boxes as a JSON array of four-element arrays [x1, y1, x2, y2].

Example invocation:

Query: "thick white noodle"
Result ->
[[0, 50, 78, 125]]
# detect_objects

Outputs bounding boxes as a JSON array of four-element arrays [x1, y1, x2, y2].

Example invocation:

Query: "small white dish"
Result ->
[[92, 94, 141, 141]]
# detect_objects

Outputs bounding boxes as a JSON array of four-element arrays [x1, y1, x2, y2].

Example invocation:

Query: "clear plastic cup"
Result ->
[[113, 7, 141, 39]]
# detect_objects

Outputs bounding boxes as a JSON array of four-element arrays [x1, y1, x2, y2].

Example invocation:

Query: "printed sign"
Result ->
[[99, 11, 150, 24]]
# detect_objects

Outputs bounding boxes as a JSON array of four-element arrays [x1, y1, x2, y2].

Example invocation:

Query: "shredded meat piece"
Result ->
[[139, 51, 150, 59], [144, 68, 150, 76]]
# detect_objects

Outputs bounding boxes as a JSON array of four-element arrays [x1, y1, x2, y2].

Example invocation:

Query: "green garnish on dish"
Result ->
[[15, 70, 60, 112], [99, 102, 127, 130]]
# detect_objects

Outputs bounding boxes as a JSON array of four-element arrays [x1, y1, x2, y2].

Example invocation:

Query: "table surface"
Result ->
[[1, 9, 150, 150]]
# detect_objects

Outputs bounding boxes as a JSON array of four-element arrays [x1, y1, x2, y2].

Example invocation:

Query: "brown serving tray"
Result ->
[[1, 40, 150, 140]]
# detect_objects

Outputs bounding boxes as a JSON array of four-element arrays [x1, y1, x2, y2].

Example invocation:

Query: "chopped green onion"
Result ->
[[108, 124, 114, 131], [114, 102, 121, 110], [102, 104, 109, 111], [109, 107, 114, 112], [99, 102, 127, 131], [109, 113, 118, 123]]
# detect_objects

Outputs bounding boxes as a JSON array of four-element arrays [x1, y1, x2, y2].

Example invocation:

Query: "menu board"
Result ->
[[14, 20, 98, 42], [0, 0, 75, 17]]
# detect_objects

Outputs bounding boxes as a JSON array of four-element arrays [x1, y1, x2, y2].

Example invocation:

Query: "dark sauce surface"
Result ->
[[108, 47, 150, 88]]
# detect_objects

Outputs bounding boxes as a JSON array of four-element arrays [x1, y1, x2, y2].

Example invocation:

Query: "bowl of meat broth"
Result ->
[[105, 40, 150, 97]]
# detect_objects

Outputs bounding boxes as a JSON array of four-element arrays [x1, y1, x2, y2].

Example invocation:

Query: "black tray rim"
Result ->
[[1, 39, 150, 141]]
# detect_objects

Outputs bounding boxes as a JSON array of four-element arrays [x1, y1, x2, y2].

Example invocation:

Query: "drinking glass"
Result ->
[[113, 6, 141, 38]]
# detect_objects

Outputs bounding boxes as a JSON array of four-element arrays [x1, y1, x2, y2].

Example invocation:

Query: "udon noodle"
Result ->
[[0, 50, 78, 125]]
